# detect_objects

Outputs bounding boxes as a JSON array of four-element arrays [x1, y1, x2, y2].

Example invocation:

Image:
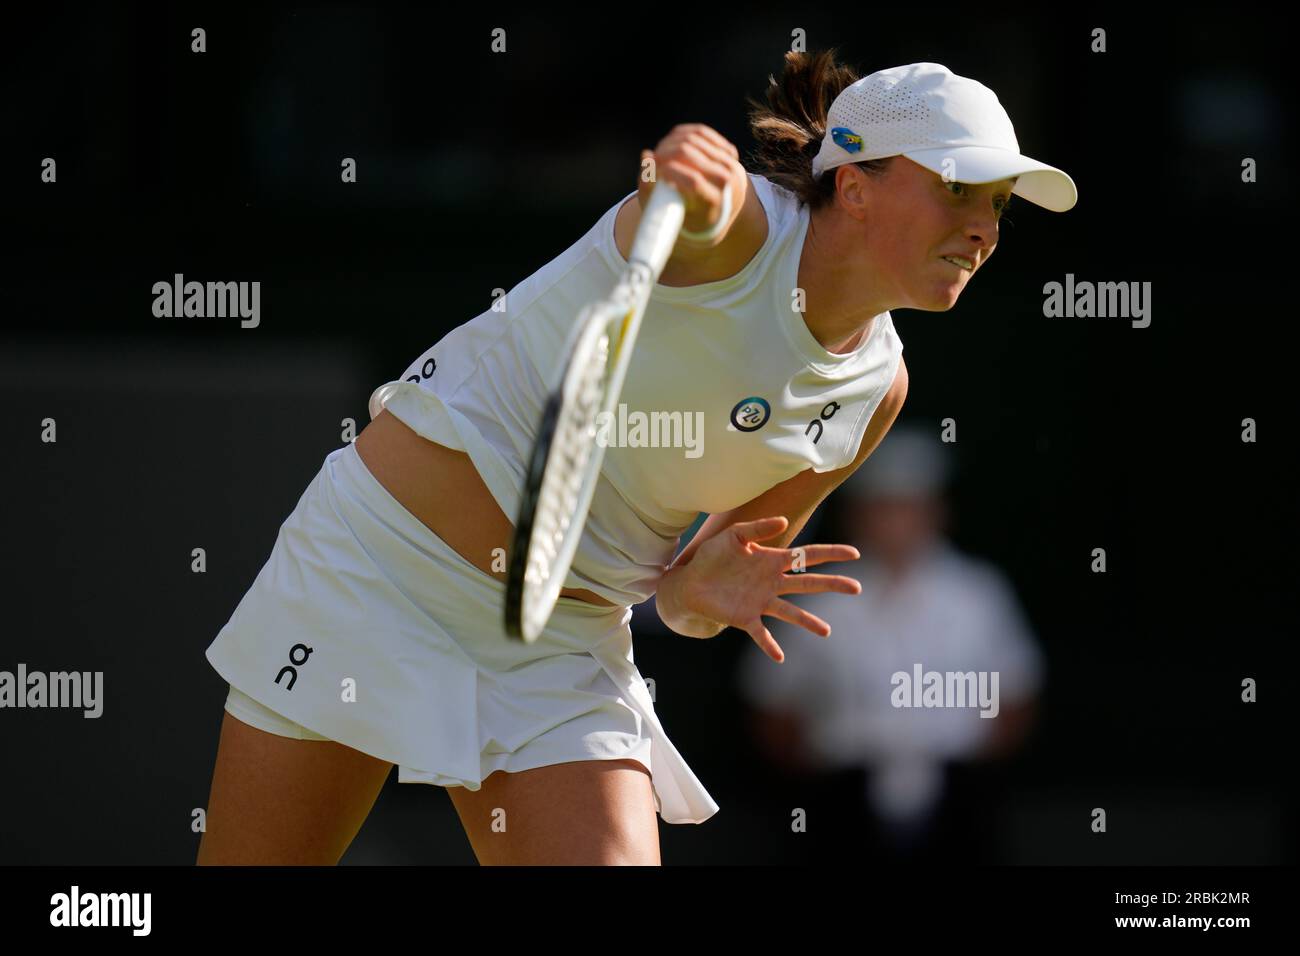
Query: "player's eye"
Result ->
[[948, 181, 1011, 216]]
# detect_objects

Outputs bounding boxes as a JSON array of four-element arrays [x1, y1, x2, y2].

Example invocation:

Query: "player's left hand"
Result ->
[[674, 516, 862, 663]]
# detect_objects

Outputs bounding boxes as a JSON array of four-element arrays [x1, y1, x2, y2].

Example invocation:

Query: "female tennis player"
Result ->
[[197, 51, 1076, 866]]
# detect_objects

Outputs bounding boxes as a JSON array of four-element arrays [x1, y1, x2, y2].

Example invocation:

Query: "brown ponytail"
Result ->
[[745, 48, 890, 211]]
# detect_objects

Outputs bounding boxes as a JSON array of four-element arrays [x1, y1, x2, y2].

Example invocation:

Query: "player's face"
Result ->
[[862, 158, 1016, 311]]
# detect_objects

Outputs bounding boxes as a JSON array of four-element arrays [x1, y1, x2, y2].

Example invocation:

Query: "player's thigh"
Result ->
[[197, 709, 394, 866], [445, 758, 660, 865]]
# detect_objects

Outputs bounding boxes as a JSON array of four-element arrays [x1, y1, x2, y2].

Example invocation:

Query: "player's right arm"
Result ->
[[613, 124, 769, 286]]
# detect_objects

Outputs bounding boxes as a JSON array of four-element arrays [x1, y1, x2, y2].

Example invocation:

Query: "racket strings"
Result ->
[[524, 327, 610, 592]]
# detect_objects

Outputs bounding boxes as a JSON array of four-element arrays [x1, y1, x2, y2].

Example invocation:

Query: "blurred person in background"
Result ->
[[738, 425, 1044, 862]]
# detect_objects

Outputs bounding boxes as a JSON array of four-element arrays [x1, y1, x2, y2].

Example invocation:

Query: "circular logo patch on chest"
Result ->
[[730, 396, 770, 432]]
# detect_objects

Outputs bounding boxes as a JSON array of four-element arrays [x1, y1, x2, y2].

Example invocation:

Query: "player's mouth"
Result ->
[[941, 255, 974, 271]]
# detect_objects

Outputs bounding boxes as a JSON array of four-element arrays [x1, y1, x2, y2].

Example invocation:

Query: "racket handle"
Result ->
[[628, 181, 686, 279]]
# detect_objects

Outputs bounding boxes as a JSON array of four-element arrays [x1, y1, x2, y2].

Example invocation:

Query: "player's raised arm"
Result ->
[[614, 124, 768, 285]]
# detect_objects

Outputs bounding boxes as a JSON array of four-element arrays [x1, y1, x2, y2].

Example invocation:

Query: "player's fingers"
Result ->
[[730, 516, 790, 545], [676, 138, 738, 186], [655, 128, 737, 194], [743, 619, 785, 663], [673, 123, 740, 160], [642, 138, 722, 206], [775, 572, 861, 596], [763, 597, 831, 638], [672, 144, 734, 212], [661, 161, 725, 217], [787, 544, 861, 567]]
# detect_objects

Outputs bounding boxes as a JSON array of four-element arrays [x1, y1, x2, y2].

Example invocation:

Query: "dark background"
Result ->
[[0, 5, 1293, 864]]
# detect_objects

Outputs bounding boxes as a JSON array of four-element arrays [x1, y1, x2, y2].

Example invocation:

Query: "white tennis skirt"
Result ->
[[204, 441, 720, 825]]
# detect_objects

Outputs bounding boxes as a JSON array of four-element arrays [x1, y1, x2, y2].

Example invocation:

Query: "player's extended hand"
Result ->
[[676, 516, 862, 663], [638, 123, 743, 242]]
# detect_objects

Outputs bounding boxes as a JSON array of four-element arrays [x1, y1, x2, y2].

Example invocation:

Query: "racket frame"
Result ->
[[504, 182, 687, 641]]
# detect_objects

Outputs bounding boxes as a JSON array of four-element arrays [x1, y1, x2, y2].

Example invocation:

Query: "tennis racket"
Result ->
[[504, 180, 687, 642]]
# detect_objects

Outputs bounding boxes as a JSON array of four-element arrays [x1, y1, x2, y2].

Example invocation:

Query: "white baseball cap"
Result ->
[[811, 62, 1077, 212]]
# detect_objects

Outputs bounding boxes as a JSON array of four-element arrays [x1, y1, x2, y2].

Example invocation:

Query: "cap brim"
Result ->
[[902, 145, 1078, 212]]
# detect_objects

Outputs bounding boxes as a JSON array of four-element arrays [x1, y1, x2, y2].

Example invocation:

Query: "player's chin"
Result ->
[[905, 275, 967, 311], [922, 283, 964, 311]]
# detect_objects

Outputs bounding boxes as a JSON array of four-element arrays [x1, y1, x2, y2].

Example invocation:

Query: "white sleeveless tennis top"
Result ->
[[368, 172, 904, 608]]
